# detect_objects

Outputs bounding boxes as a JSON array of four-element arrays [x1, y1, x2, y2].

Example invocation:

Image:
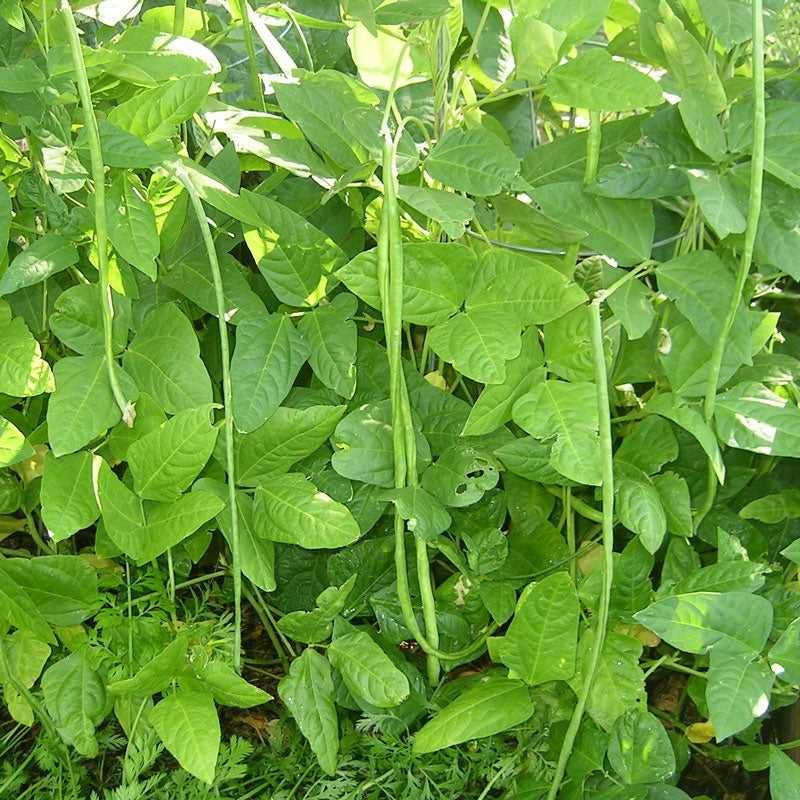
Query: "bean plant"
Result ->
[[1, 1, 800, 798]]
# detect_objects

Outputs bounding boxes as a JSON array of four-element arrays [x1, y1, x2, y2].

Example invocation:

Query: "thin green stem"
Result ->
[[241, 582, 289, 673], [173, 0, 186, 35], [565, 487, 576, 584], [178, 170, 242, 672], [697, 0, 765, 528], [61, 0, 135, 426], [546, 300, 615, 800], [236, 0, 267, 112], [447, 0, 494, 120]]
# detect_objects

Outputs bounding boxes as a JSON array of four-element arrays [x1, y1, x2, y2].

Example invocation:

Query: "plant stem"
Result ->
[[61, 0, 134, 426], [178, 170, 242, 672], [697, 0, 765, 527], [546, 299, 615, 800], [447, 0, 494, 120], [236, 0, 267, 112], [173, 0, 186, 36], [584, 110, 602, 184]]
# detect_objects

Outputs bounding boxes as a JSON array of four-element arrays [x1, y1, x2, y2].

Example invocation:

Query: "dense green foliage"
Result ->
[[2, 1, 800, 798]]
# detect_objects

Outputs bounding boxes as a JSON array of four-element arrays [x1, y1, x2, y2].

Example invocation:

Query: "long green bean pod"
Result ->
[[61, 0, 135, 426], [697, 0, 765, 526]]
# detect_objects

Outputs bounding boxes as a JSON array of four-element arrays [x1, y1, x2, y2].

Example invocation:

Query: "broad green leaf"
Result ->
[[92, 120, 162, 168], [513, 381, 601, 486], [0, 234, 78, 295], [374, 0, 451, 23], [421, 445, 499, 508], [105, 26, 220, 86], [615, 415, 678, 476], [634, 592, 772, 656], [644, 393, 725, 483], [608, 710, 675, 784], [544, 304, 605, 383], [396, 185, 475, 239], [231, 314, 310, 433], [150, 689, 220, 785], [669, 561, 767, 595], [0, 632, 51, 726], [188, 661, 271, 708], [1, 556, 98, 626], [253, 473, 361, 548], [493, 436, 563, 485], [338, 243, 477, 326], [297, 293, 357, 399], [499, 572, 579, 685], [462, 328, 545, 436], [528, 182, 653, 266], [49, 284, 130, 356], [243, 193, 348, 307], [653, 472, 693, 538], [610, 538, 654, 620], [686, 169, 746, 239], [234, 404, 345, 486], [328, 631, 410, 707], [107, 637, 190, 696], [383, 486, 450, 540], [41, 651, 107, 757], [706, 650, 773, 740], [276, 577, 355, 644], [424, 129, 519, 196], [427, 309, 521, 385], [770, 746, 800, 800], [770, 618, 800, 685], [348, 22, 422, 89], [715, 382, 800, 457], [617, 476, 667, 553], [0, 59, 45, 92], [332, 400, 430, 488], [108, 75, 214, 142], [412, 677, 534, 754], [546, 49, 663, 112], [0, 416, 34, 468], [510, 16, 565, 83], [123, 303, 212, 415], [48, 356, 134, 456], [678, 89, 727, 162], [97, 463, 224, 563], [604, 264, 655, 340], [467, 249, 587, 326], [107, 392, 166, 462], [0, 317, 54, 397], [106, 172, 159, 279], [127, 405, 218, 501], [0, 560, 55, 644], [698, 0, 756, 49], [740, 489, 800, 524], [531, 0, 612, 49], [277, 648, 339, 774], [656, 8, 727, 113]]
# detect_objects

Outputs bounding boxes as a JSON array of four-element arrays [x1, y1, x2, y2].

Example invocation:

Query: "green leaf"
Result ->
[[510, 16, 565, 83], [188, 661, 271, 708], [611, 538, 654, 620], [108, 75, 214, 143], [0, 560, 56, 644], [234, 404, 345, 486], [669, 561, 768, 595], [678, 89, 727, 162], [0, 234, 78, 295], [278, 648, 339, 775], [0, 416, 34, 468], [0, 59, 45, 92], [412, 677, 534, 754], [770, 746, 800, 800], [243, 193, 348, 307], [421, 445, 499, 508], [2, 555, 98, 626], [384, 487, 451, 540], [328, 631, 410, 708], [493, 436, 563, 484], [107, 637, 190, 696], [0, 317, 54, 397], [634, 592, 773, 657], [150, 689, 220, 785], [41, 651, 107, 757], [105, 172, 159, 279], [715, 382, 800, 457], [127, 405, 218, 501], [544, 304, 604, 383], [123, 303, 212, 415], [231, 314, 310, 433], [395, 185, 475, 239], [706, 650, 773, 740], [0, 632, 51, 726], [48, 356, 134, 456], [253, 473, 361, 548], [617, 476, 667, 553], [467, 249, 587, 326], [608, 710, 676, 784], [770, 618, 800, 685], [604, 264, 655, 340], [685, 169, 746, 239], [546, 48, 663, 112], [49, 284, 130, 356], [513, 380, 601, 486], [93, 120, 162, 168], [424, 129, 520, 196], [528, 182, 653, 266], [338, 243, 477, 326], [297, 293, 357, 399], [615, 415, 678, 476], [462, 328, 545, 436], [698, 0, 756, 49], [427, 309, 521, 385], [374, 0, 451, 23], [740, 489, 800, 524], [653, 473, 693, 538], [498, 572, 579, 685]]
